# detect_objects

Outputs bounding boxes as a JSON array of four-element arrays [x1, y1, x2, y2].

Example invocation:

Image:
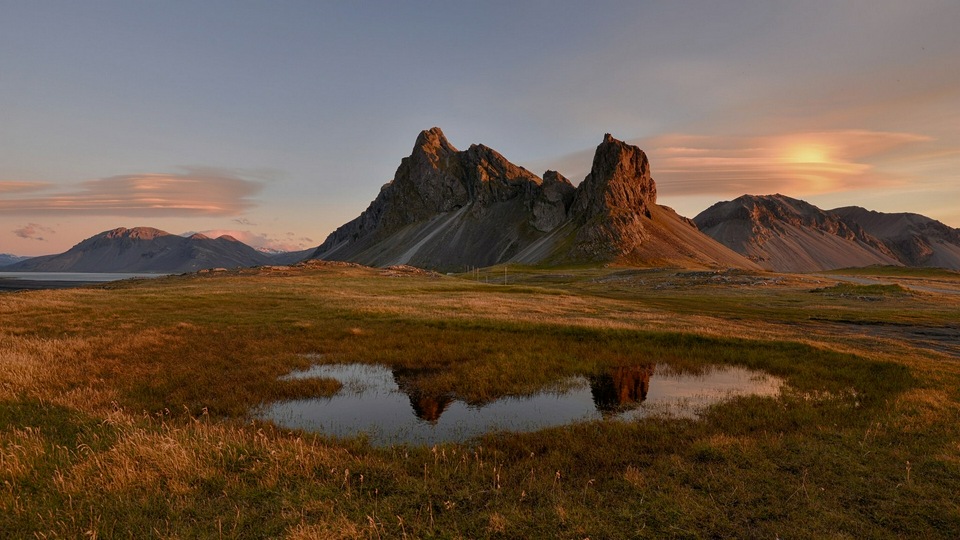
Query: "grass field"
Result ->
[[2, 261, 959, 538]]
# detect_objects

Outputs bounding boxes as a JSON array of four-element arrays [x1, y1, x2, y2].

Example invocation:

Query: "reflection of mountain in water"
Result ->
[[589, 364, 656, 415], [392, 368, 453, 423], [390, 364, 658, 423], [407, 393, 453, 423]]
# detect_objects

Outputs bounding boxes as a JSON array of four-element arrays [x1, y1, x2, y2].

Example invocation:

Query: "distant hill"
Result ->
[[830, 206, 960, 270], [694, 195, 900, 272], [267, 247, 315, 266], [5, 227, 273, 273], [311, 128, 759, 271], [694, 195, 960, 272], [0, 253, 29, 267]]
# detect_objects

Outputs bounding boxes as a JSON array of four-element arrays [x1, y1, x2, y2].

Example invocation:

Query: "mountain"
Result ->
[[311, 128, 758, 271], [830, 206, 960, 269], [693, 195, 960, 272], [5, 227, 273, 273], [0, 254, 29, 267], [694, 195, 900, 272]]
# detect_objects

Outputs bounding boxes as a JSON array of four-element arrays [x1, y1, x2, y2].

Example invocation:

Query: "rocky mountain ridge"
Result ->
[[694, 195, 960, 271], [312, 128, 757, 270], [830, 206, 960, 269]]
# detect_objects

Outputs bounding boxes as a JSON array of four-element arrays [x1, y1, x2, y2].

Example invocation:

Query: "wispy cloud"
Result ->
[[0, 168, 263, 216], [536, 130, 937, 198], [12, 223, 55, 241], [646, 130, 932, 196], [0, 181, 52, 194]]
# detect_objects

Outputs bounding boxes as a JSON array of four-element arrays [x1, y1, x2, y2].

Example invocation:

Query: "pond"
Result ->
[[257, 362, 783, 446]]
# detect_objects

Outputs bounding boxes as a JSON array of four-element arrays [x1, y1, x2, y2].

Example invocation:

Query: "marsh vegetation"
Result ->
[[1, 262, 958, 537]]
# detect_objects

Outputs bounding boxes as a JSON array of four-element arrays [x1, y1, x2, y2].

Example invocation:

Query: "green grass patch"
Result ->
[[811, 283, 912, 298]]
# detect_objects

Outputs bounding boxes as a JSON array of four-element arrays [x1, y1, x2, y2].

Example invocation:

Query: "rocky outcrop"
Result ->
[[532, 170, 576, 232], [6, 227, 273, 273], [312, 128, 758, 271], [831, 206, 960, 269], [313, 128, 576, 269], [694, 195, 960, 272], [568, 134, 656, 259]]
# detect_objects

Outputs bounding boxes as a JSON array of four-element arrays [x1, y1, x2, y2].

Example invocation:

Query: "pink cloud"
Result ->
[[532, 129, 938, 199], [0, 181, 52, 194], [12, 222, 55, 241], [645, 130, 932, 197], [0, 168, 263, 216]]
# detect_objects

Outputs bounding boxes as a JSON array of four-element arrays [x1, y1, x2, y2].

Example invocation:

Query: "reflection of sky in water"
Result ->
[[0, 272, 166, 282], [257, 363, 782, 446]]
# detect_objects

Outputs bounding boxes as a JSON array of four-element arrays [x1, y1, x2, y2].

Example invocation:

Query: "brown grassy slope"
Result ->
[[619, 205, 763, 269]]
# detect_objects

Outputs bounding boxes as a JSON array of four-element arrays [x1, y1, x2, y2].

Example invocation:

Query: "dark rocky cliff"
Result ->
[[312, 128, 757, 271]]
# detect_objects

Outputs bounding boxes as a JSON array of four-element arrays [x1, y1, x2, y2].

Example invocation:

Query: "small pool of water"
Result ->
[[256, 363, 782, 446]]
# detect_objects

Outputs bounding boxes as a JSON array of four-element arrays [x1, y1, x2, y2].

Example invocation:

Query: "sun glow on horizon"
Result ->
[[784, 144, 831, 164]]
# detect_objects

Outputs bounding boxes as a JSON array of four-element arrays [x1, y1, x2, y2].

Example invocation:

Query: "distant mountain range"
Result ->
[[694, 195, 960, 272], [2, 227, 276, 273], [4, 129, 958, 275], [0, 253, 29, 267], [310, 128, 757, 271]]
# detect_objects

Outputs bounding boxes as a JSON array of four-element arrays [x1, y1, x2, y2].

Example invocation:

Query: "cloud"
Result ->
[[12, 223, 55, 241], [0, 168, 263, 216], [0, 181, 52, 194], [644, 130, 933, 197], [534, 130, 937, 199], [233, 217, 257, 226], [194, 229, 315, 252]]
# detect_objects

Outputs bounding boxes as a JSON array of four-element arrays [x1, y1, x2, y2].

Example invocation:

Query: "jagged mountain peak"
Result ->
[[542, 170, 570, 185], [564, 134, 658, 260], [415, 126, 453, 148], [311, 128, 757, 271], [576, 133, 657, 216], [411, 127, 459, 165]]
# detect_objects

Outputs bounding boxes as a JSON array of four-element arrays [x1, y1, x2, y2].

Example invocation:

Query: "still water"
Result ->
[[0, 272, 168, 291], [257, 362, 783, 446], [0, 272, 166, 282]]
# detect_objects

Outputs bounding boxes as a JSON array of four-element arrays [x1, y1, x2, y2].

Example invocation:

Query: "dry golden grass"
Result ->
[[0, 426, 47, 486], [1, 263, 958, 537]]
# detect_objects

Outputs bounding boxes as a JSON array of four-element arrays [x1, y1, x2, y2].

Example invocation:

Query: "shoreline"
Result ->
[[0, 278, 101, 291]]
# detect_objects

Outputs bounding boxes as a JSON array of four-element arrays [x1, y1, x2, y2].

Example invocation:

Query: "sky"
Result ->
[[2, 1, 958, 256]]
